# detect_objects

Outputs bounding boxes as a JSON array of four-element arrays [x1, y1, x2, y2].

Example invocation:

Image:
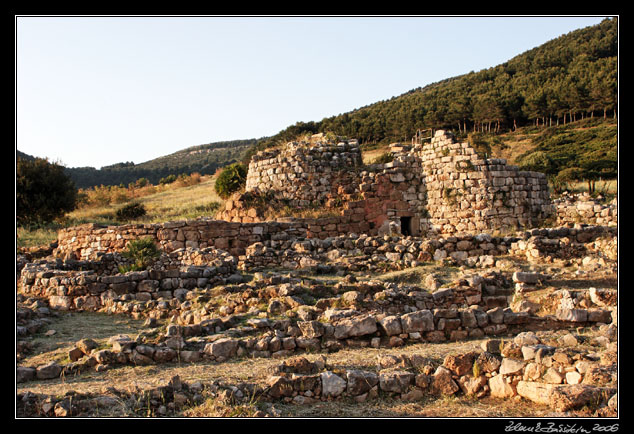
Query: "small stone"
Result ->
[[566, 371, 583, 385], [543, 367, 564, 384], [68, 347, 85, 362], [379, 371, 415, 394], [499, 358, 526, 375], [489, 374, 516, 398]]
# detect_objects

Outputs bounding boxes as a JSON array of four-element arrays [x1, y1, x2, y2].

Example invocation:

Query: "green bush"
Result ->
[[119, 237, 161, 272], [517, 151, 555, 174], [215, 163, 247, 199], [16, 157, 78, 227], [159, 174, 178, 185], [116, 202, 147, 221], [371, 152, 394, 164]]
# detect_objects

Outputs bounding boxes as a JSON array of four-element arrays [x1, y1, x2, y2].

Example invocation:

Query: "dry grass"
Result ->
[[373, 264, 461, 287], [361, 145, 391, 165], [21, 311, 147, 367], [69, 175, 223, 225], [272, 394, 553, 418]]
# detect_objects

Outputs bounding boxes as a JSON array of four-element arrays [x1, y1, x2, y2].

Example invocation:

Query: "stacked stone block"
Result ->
[[19, 248, 238, 312], [419, 130, 553, 235], [55, 219, 308, 259], [554, 194, 617, 227], [245, 140, 362, 207]]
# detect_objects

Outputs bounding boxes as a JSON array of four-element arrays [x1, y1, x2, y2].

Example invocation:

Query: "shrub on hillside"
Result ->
[[371, 152, 394, 164], [215, 163, 247, 199], [17, 157, 78, 226], [159, 174, 178, 185], [119, 237, 161, 272], [116, 202, 147, 221]]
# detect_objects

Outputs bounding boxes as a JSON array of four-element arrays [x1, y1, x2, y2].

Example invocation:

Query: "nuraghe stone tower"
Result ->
[[242, 130, 554, 236]]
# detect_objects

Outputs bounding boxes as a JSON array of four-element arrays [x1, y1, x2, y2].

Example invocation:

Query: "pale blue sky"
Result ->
[[16, 15, 611, 168]]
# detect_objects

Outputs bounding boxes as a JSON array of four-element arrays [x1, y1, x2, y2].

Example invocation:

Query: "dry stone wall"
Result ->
[[55, 219, 308, 260], [554, 193, 617, 227], [245, 140, 363, 207], [19, 248, 238, 313], [420, 130, 553, 235]]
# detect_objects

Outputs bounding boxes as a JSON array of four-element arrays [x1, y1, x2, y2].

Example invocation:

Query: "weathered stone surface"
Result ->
[[458, 375, 488, 396], [298, 320, 325, 338], [543, 367, 564, 384], [321, 371, 347, 397], [489, 374, 516, 398], [347, 370, 379, 396], [204, 338, 239, 359], [516, 381, 558, 405], [444, 352, 477, 376], [179, 350, 201, 363], [68, 347, 85, 362], [17, 366, 36, 383], [281, 357, 321, 375], [480, 339, 502, 354], [49, 296, 73, 310], [512, 272, 545, 284], [333, 315, 377, 339], [400, 310, 434, 333], [431, 366, 459, 395], [549, 385, 607, 412], [36, 362, 62, 380], [379, 371, 415, 394], [499, 358, 526, 375], [475, 351, 502, 373], [267, 376, 294, 398], [109, 335, 134, 352], [77, 338, 99, 355], [521, 344, 555, 361], [93, 349, 115, 365], [556, 308, 588, 322], [378, 315, 402, 336]]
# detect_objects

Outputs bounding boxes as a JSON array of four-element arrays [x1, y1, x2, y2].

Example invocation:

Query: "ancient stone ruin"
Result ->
[[227, 130, 554, 237], [17, 129, 618, 418]]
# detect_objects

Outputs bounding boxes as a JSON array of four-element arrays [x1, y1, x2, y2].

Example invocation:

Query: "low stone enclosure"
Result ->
[[17, 218, 618, 416]]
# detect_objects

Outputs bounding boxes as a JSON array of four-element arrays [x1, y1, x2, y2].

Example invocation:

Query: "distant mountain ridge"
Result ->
[[17, 138, 260, 189]]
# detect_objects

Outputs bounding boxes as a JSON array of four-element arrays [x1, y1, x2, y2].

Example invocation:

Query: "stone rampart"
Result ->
[[419, 131, 553, 235], [55, 219, 308, 260], [245, 140, 362, 206]]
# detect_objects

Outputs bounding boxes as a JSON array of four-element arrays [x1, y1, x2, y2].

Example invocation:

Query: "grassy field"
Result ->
[[17, 175, 224, 250]]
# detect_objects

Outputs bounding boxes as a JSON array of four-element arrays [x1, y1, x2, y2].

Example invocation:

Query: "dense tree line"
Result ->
[[247, 18, 617, 164]]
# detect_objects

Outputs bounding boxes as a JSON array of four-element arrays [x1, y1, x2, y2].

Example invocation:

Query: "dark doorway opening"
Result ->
[[400, 216, 412, 236]]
